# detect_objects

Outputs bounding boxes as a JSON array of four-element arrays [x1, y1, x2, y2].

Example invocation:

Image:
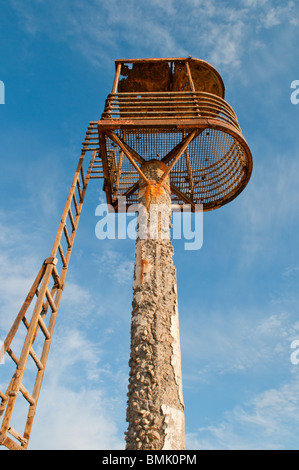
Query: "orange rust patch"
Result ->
[[140, 258, 149, 284], [149, 183, 164, 198]]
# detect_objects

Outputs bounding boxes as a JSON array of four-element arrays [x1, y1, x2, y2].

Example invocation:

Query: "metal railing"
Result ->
[[102, 91, 241, 132]]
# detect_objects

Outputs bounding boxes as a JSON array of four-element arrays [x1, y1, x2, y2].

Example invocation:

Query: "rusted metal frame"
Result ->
[[193, 140, 237, 177], [0, 263, 46, 370], [188, 103, 239, 129], [199, 92, 237, 118], [104, 92, 239, 127], [109, 91, 202, 96], [105, 130, 145, 165], [98, 131, 113, 206], [192, 142, 239, 187], [58, 150, 97, 288], [194, 158, 242, 198], [161, 129, 204, 164], [199, 169, 244, 205], [182, 130, 195, 201], [159, 130, 199, 185], [22, 151, 97, 448], [124, 181, 139, 197], [105, 110, 200, 118], [197, 92, 238, 119], [50, 151, 86, 259], [113, 150, 123, 202], [0, 147, 96, 450], [112, 62, 122, 93], [0, 259, 56, 445], [108, 94, 204, 102], [112, 179, 139, 212], [108, 104, 201, 111], [185, 60, 202, 119], [0, 434, 25, 450], [198, 173, 244, 206], [106, 107, 237, 127], [170, 183, 196, 210], [115, 57, 189, 64], [107, 103, 202, 111], [19, 150, 96, 448], [195, 156, 243, 197], [110, 97, 202, 104], [103, 62, 122, 118], [31, 284, 59, 346], [104, 131, 150, 185], [202, 170, 249, 212]]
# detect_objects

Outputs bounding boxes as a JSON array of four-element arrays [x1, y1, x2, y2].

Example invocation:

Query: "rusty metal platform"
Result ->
[[97, 58, 252, 211]]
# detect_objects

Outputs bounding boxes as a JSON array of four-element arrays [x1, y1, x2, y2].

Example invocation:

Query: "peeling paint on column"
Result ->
[[161, 405, 185, 450], [125, 160, 185, 450], [170, 283, 184, 409]]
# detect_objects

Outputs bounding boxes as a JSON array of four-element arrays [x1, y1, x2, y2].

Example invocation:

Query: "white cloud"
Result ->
[[31, 384, 124, 450]]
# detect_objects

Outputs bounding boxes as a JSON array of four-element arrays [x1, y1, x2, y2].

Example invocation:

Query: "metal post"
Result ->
[[125, 160, 185, 450]]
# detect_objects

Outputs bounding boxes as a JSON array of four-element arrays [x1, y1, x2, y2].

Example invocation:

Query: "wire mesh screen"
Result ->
[[103, 127, 250, 211]]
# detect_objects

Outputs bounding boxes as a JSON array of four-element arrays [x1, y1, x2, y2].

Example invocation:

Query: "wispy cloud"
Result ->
[[95, 249, 134, 285], [9, 0, 299, 72], [30, 327, 124, 449], [0, 214, 126, 449], [186, 372, 299, 450], [182, 308, 296, 385]]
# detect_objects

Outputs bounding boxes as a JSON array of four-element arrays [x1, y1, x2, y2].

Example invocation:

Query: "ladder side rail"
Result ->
[[22, 150, 97, 447], [0, 126, 99, 449], [0, 260, 55, 442]]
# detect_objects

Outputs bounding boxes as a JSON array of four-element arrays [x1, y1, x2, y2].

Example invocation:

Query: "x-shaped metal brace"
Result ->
[[104, 128, 203, 208]]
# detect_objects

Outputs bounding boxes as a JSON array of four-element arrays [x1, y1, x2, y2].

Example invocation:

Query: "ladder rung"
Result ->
[[46, 287, 57, 313], [29, 346, 44, 371], [63, 225, 71, 248], [52, 265, 62, 289], [58, 243, 67, 267], [76, 179, 82, 200], [7, 348, 19, 366], [0, 390, 7, 401], [8, 426, 28, 446], [68, 208, 76, 231], [22, 316, 30, 330], [34, 288, 48, 312], [19, 384, 35, 406], [80, 166, 86, 188], [90, 176, 102, 179], [38, 316, 51, 340], [72, 193, 79, 215]]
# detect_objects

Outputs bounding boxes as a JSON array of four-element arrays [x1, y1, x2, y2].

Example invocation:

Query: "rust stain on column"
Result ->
[[125, 159, 185, 450]]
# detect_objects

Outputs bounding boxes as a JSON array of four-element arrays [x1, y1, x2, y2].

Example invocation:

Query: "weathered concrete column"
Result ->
[[125, 159, 185, 450]]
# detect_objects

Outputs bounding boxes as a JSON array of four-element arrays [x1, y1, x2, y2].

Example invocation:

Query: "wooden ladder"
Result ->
[[0, 122, 102, 450]]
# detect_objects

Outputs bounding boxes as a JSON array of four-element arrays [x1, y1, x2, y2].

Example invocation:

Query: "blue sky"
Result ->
[[1, 0, 299, 450]]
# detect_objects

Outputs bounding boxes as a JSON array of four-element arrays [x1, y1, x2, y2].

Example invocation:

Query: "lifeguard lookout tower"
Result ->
[[0, 57, 252, 450]]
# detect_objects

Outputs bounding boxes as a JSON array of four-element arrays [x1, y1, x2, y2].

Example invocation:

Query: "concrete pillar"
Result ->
[[125, 160, 185, 450]]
